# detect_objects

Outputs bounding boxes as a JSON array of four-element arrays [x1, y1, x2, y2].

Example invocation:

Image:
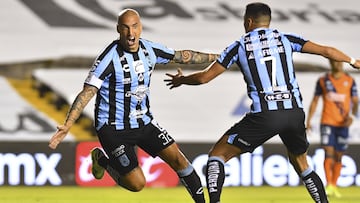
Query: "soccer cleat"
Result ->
[[332, 186, 342, 198], [91, 147, 105, 179], [326, 185, 342, 198], [325, 185, 334, 196]]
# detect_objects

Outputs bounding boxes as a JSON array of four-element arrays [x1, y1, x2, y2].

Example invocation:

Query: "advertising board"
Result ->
[[1, 142, 359, 187]]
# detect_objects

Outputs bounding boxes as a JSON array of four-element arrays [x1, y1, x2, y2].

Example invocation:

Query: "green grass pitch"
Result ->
[[1, 186, 359, 203]]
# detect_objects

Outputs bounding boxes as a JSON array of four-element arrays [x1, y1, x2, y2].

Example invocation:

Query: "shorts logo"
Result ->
[[112, 145, 125, 157], [119, 154, 130, 167], [237, 138, 251, 146]]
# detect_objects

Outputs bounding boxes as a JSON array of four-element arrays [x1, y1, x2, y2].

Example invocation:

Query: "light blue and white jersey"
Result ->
[[85, 38, 175, 130], [218, 28, 308, 113]]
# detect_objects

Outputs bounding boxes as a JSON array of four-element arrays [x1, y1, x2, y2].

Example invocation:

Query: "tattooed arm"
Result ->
[[172, 50, 219, 64], [49, 84, 98, 149]]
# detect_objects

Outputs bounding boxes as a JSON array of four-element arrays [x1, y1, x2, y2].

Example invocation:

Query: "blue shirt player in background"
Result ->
[[165, 2, 360, 203]]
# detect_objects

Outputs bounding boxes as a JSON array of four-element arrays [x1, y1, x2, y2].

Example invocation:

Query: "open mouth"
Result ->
[[127, 36, 136, 46]]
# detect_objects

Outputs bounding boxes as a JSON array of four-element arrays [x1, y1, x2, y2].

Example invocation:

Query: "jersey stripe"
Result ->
[[116, 46, 131, 129], [140, 42, 154, 121], [217, 28, 307, 113], [154, 48, 174, 60]]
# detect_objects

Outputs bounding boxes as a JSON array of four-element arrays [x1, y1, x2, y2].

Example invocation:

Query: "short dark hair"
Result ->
[[244, 2, 271, 19]]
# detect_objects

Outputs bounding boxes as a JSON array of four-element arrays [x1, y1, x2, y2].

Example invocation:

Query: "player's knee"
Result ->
[[118, 167, 146, 192], [117, 177, 145, 192], [124, 181, 145, 192]]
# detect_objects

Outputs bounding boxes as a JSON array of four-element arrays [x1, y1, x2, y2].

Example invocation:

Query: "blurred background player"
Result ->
[[306, 59, 359, 197]]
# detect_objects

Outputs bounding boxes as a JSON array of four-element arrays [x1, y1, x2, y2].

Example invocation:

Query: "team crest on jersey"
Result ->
[[134, 60, 145, 73]]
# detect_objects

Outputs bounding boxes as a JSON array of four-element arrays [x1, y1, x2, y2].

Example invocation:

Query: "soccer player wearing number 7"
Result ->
[[165, 2, 360, 203], [306, 59, 359, 198]]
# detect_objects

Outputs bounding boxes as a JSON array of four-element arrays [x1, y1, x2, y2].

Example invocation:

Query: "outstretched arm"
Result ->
[[302, 41, 360, 69], [49, 84, 98, 149], [172, 50, 219, 64], [164, 61, 226, 89]]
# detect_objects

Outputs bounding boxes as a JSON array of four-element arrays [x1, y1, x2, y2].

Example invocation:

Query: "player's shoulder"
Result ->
[[101, 40, 118, 51], [95, 40, 119, 60], [139, 38, 152, 44], [137, 38, 156, 49], [344, 72, 354, 78], [317, 73, 328, 83], [343, 72, 356, 82], [140, 38, 172, 50]]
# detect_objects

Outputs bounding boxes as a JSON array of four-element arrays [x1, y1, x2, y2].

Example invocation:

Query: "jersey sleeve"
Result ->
[[217, 41, 240, 69], [283, 33, 308, 52], [84, 42, 117, 89]]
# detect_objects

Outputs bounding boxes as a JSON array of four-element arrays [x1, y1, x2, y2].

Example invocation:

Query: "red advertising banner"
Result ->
[[75, 141, 179, 187], [137, 148, 179, 187]]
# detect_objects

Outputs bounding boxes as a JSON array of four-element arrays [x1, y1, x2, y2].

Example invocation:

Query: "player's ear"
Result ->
[[244, 18, 252, 32], [116, 24, 121, 34]]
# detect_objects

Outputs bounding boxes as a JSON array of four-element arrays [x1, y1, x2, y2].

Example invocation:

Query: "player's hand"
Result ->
[[49, 125, 70, 149], [351, 59, 360, 69], [343, 116, 354, 127], [305, 125, 313, 136], [164, 68, 184, 89]]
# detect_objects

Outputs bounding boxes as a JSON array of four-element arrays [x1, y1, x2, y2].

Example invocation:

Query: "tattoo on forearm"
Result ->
[[66, 87, 96, 123], [174, 50, 219, 64]]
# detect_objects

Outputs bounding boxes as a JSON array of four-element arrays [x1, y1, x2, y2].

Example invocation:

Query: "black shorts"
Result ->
[[225, 109, 309, 155], [96, 120, 175, 175]]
